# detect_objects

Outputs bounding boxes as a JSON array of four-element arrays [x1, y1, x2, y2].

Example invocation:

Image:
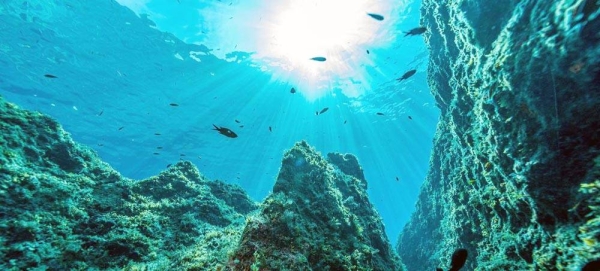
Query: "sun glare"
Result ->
[[254, 0, 392, 100]]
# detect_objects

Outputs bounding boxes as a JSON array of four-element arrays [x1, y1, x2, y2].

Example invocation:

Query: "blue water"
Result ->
[[0, 0, 439, 241]]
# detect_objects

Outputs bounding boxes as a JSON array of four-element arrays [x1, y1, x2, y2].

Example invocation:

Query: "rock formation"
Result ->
[[397, 0, 600, 270]]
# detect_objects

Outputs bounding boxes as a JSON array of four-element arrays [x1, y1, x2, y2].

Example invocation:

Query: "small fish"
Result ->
[[97, 109, 104, 116], [449, 248, 468, 271], [397, 69, 417, 81], [316, 107, 329, 115], [366, 49, 370, 54], [97, 143, 104, 146], [166, 164, 172, 168], [235, 119, 241, 123], [239, 125, 244, 128], [153, 152, 160, 155], [404, 26, 427, 37], [408, 116, 413, 120], [377, 112, 384, 115], [396, 177, 399, 181], [269, 126, 272, 132], [212, 124, 238, 138], [367, 13, 384, 21], [118, 126, 124, 131], [310, 56, 326, 62], [290, 87, 296, 94], [44, 74, 57, 78], [169, 103, 179, 106], [154, 133, 161, 136], [344, 120, 347, 124], [180, 154, 186, 156]]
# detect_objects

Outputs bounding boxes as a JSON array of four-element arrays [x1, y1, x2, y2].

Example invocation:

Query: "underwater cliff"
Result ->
[[397, 0, 600, 270], [0, 96, 400, 269]]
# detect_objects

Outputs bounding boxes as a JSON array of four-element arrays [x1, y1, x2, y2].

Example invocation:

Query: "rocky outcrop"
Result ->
[[398, 0, 600, 270], [1, 96, 400, 270], [0, 96, 257, 270], [229, 142, 403, 270]]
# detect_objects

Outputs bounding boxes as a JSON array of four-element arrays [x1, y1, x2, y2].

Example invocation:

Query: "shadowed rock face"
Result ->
[[398, 0, 600, 270], [229, 141, 403, 270], [0, 96, 258, 270]]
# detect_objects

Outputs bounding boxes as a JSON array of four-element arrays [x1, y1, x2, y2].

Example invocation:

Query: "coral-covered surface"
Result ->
[[0, 95, 257, 269], [229, 142, 403, 270], [0, 95, 400, 270], [397, 0, 600, 270]]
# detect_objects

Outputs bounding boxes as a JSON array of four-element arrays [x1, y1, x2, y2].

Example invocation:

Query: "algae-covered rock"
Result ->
[[229, 141, 403, 270], [397, 0, 600, 270], [0, 96, 258, 270]]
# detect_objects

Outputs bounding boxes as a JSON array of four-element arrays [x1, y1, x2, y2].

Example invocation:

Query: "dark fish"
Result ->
[[169, 103, 179, 106], [449, 248, 468, 271], [118, 126, 124, 131], [97, 109, 104, 116], [316, 107, 329, 115], [239, 125, 244, 128], [154, 133, 161, 136], [290, 87, 296, 94], [235, 119, 241, 123], [97, 143, 104, 146], [44, 74, 57, 78], [269, 126, 272, 132], [212, 124, 238, 138], [180, 154, 185, 156], [367, 13, 384, 21], [404, 26, 427, 37], [153, 152, 160, 155], [408, 115, 413, 120], [397, 69, 417, 81], [377, 112, 384, 115], [344, 120, 347, 124], [166, 164, 172, 168], [583, 259, 600, 271], [310, 56, 326, 62], [366, 49, 370, 54], [396, 177, 399, 181]]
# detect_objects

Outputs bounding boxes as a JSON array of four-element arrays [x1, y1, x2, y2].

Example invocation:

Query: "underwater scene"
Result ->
[[0, 0, 599, 270]]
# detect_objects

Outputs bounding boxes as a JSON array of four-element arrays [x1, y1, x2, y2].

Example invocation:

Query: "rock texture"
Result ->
[[398, 0, 600, 270], [228, 142, 403, 270], [0, 95, 257, 270]]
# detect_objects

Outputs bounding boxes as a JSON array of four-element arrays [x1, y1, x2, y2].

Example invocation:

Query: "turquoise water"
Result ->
[[0, 0, 439, 241]]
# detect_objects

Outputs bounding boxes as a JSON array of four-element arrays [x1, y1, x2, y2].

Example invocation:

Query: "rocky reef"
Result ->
[[0, 95, 400, 270], [398, 0, 600, 270], [228, 142, 402, 270], [0, 95, 257, 269]]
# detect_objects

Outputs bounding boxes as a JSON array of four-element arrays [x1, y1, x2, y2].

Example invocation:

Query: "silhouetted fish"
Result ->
[[396, 177, 399, 181], [449, 249, 468, 271], [404, 26, 427, 37], [118, 126, 124, 131], [290, 87, 296, 94], [344, 120, 347, 124], [154, 133, 161, 136], [235, 119, 241, 123], [166, 164, 172, 168], [169, 103, 179, 106], [269, 126, 272, 132], [408, 115, 413, 120], [316, 107, 329, 115], [397, 69, 417, 81], [44, 74, 57, 78], [212, 124, 238, 138], [310, 56, 326, 62], [366, 49, 370, 54], [377, 112, 384, 115], [367, 13, 384, 21], [97, 109, 104, 116]]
